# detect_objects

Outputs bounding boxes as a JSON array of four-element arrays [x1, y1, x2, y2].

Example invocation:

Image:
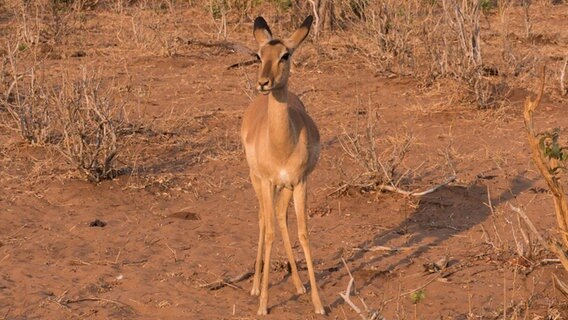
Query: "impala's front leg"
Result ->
[[258, 179, 276, 315], [250, 174, 264, 296], [294, 179, 325, 315]]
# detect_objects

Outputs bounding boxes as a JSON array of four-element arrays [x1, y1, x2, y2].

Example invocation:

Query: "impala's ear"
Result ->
[[253, 16, 272, 46], [285, 15, 313, 52]]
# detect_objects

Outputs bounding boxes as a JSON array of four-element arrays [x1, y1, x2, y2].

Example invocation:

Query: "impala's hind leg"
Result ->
[[276, 187, 306, 294]]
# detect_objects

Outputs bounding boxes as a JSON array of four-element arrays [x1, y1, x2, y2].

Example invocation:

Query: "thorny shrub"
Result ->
[[337, 0, 507, 108], [53, 70, 127, 183], [1, 52, 55, 144], [339, 105, 414, 191], [0, 48, 127, 182]]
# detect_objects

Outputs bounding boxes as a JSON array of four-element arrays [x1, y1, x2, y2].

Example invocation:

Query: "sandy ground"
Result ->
[[2, 3, 568, 319]]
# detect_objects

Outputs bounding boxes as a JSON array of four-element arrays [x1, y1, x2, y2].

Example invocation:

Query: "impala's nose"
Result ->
[[258, 79, 270, 90]]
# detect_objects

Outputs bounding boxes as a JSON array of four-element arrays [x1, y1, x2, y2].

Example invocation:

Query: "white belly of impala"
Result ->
[[279, 169, 290, 183]]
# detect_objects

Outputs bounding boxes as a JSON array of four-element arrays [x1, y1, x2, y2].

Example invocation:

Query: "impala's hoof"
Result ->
[[296, 285, 306, 294], [314, 306, 326, 315], [257, 307, 268, 315], [250, 287, 260, 296]]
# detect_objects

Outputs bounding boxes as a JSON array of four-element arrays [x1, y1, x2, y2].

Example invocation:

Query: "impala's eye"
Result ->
[[255, 54, 261, 61], [280, 53, 290, 61]]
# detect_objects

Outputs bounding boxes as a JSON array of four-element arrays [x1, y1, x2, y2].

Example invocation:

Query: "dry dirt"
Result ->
[[2, 3, 568, 319]]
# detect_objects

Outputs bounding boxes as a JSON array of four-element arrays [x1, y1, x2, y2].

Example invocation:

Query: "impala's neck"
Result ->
[[267, 87, 296, 156]]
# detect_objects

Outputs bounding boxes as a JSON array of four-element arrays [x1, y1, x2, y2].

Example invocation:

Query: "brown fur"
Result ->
[[240, 16, 325, 315]]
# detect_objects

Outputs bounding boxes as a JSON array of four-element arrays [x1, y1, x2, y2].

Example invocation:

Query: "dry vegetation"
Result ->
[[2, 0, 568, 319]]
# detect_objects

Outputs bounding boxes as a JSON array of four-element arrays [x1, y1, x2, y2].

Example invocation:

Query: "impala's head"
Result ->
[[253, 15, 313, 94]]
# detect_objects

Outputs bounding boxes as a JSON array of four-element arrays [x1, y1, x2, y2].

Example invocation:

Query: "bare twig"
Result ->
[[200, 271, 254, 290], [186, 38, 255, 57], [62, 297, 134, 311], [308, 0, 320, 40], [227, 59, 257, 70], [338, 259, 384, 320], [399, 274, 440, 298], [549, 241, 568, 273], [165, 242, 178, 262], [329, 174, 455, 198], [339, 259, 365, 319], [377, 175, 456, 197], [508, 203, 548, 249], [354, 245, 414, 252], [553, 274, 568, 299], [561, 56, 568, 96]]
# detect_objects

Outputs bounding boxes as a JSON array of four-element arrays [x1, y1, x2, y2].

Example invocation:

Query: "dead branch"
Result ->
[[308, 0, 320, 40], [186, 38, 256, 57], [508, 203, 548, 249], [329, 175, 456, 198], [62, 297, 134, 312], [377, 175, 456, 197], [185, 38, 258, 70], [549, 241, 568, 273], [199, 271, 253, 291], [227, 59, 257, 70], [354, 245, 414, 252], [399, 274, 440, 298], [339, 260, 365, 319], [553, 274, 568, 299], [338, 259, 384, 320], [523, 66, 568, 248], [561, 56, 567, 96]]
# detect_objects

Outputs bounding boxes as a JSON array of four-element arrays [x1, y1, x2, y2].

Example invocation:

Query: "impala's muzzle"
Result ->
[[257, 78, 271, 94], [257, 60, 274, 94]]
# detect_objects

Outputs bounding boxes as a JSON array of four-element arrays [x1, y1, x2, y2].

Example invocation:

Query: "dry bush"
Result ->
[[302, 0, 508, 108], [5, 0, 78, 50], [334, 100, 429, 198], [335, 0, 421, 76], [336, 100, 455, 197], [0, 43, 55, 144], [339, 106, 414, 191], [53, 69, 128, 182], [0, 50, 128, 182]]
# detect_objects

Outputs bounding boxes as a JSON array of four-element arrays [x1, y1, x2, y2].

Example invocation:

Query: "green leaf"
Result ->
[[410, 289, 426, 304]]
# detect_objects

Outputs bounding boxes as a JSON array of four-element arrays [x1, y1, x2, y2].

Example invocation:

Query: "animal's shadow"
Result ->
[[271, 174, 534, 312]]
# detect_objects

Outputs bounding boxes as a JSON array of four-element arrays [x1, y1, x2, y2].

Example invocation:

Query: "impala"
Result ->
[[240, 15, 325, 315]]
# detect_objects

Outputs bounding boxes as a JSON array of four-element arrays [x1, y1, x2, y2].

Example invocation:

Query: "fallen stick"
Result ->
[[553, 274, 568, 299], [354, 245, 414, 252], [63, 297, 134, 311], [186, 38, 256, 56], [508, 203, 548, 249], [377, 175, 456, 197], [227, 59, 257, 70], [338, 259, 385, 320], [329, 175, 456, 198], [561, 56, 567, 96], [399, 274, 440, 298], [339, 259, 365, 320], [200, 271, 254, 291]]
